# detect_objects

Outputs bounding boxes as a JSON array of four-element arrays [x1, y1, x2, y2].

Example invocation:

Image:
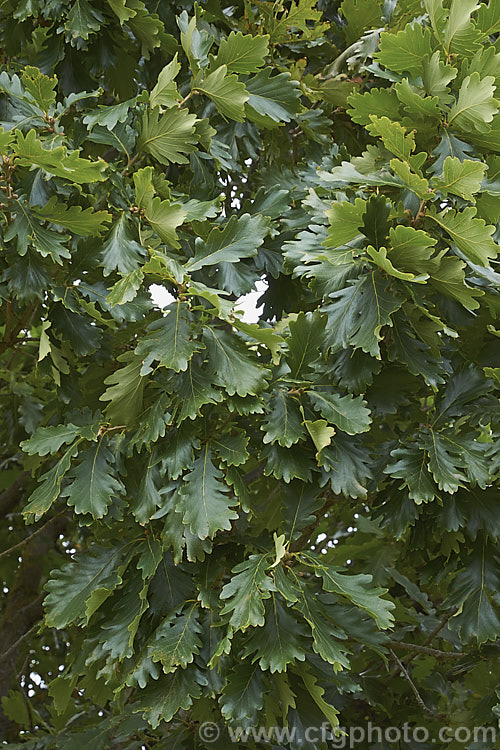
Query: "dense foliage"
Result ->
[[0, 0, 499, 746]]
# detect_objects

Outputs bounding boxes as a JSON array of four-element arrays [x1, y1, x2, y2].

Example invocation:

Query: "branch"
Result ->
[[0, 511, 64, 560], [388, 641, 465, 659], [0, 622, 40, 666], [0, 303, 38, 355], [242, 463, 266, 485], [389, 649, 447, 722], [386, 607, 459, 682]]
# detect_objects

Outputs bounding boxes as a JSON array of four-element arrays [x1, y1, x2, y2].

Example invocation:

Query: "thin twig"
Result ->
[[389, 641, 465, 659], [0, 622, 41, 665], [387, 607, 459, 682], [120, 152, 141, 176], [389, 649, 446, 722], [0, 511, 65, 560]]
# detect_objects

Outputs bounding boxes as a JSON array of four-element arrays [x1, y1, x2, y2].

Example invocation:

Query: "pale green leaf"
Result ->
[[138, 106, 199, 164], [149, 54, 180, 108], [448, 73, 498, 133], [196, 65, 248, 121], [215, 31, 269, 74]]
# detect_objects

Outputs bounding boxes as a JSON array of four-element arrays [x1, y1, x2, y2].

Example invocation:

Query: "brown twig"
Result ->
[[386, 607, 459, 682], [0, 622, 40, 665], [389, 649, 447, 722], [0, 511, 65, 560], [388, 641, 465, 659], [0, 303, 38, 356]]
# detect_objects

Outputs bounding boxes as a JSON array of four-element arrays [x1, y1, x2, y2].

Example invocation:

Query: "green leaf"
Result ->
[[390, 159, 431, 199], [44, 545, 128, 628], [178, 446, 238, 539], [15, 130, 107, 182], [325, 272, 402, 358], [138, 106, 199, 164], [173, 359, 223, 422], [245, 69, 302, 125], [376, 23, 434, 75], [101, 572, 149, 660], [308, 391, 371, 435], [220, 553, 275, 631], [361, 194, 391, 249], [476, 0, 500, 34], [32, 196, 111, 236], [136, 301, 199, 374], [0, 126, 14, 154], [137, 537, 163, 579], [422, 428, 467, 493], [133, 166, 155, 211], [366, 245, 423, 282], [100, 214, 145, 275], [83, 97, 136, 130], [22, 442, 80, 523], [448, 73, 498, 133], [395, 79, 442, 120], [347, 88, 400, 127], [426, 206, 498, 265], [204, 326, 269, 396], [129, 455, 161, 523], [301, 552, 395, 629], [215, 32, 269, 74], [388, 225, 437, 274], [302, 671, 340, 728], [106, 268, 144, 307], [323, 198, 366, 248], [266, 0, 327, 43], [385, 446, 436, 503], [135, 669, 202, 729], [389, 318, 445, 386], [149, 54, 180, 108], [143, 197, 186, 247], [64, 0, 103, 40], [443, 0, 483, 56], [21, 66, 57, 111], [340, 0, 383, 44], [434, 366, 493, 426], [148, 604, 202, 672], [186, 213, 268, 272], [303, 419, 335, 454], [433, 157, 487, 201], [318, 434, 372, 499], [219, 663, 264, 724], [212, 432, 250, 466], [230, 319, 284, 365], [100, 351, 146, 425], [242, 594, 307, 672], [1, 691, 31, 729], [195, 65, 248, 121], [367, 116, 424, 171], [21, 423, 84, 456], [262, 390, 306, 447], [422, 51, 457, 103], [5, 199, 71, 265], [61, 439, 122, 518], [447, 544, 500, 644], [427, 251, 483, 309], [285, 311, 326, 379], [179, 13, 214, 72], [289, 583, 351, 670]]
